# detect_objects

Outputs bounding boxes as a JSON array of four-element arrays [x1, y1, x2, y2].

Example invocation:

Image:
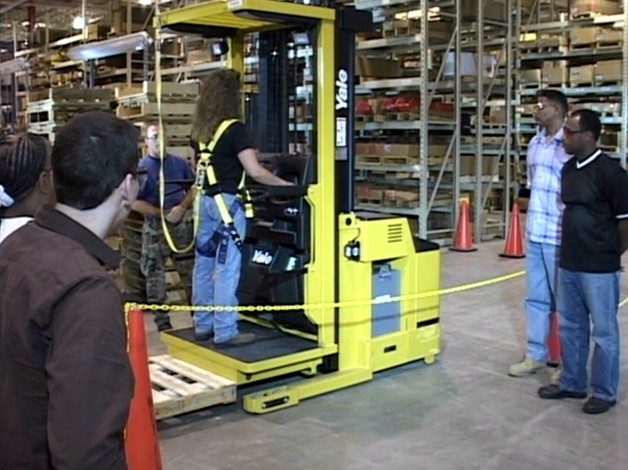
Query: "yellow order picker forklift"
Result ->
[[156, 0, 441, 414]]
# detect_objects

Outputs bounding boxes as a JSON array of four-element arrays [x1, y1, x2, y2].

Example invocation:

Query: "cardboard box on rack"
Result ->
[[542, 61, 568, 85], [356, 57, 402, 79], [569, 65, 595, 85], [595, 60, 622, 83], [569, 27, 600, 47], [460, 156, 500, 176], [520, 69, 541, 85], [376, 143, 419, 158]]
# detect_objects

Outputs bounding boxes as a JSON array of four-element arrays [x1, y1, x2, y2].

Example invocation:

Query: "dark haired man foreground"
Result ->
[[0, 111, 141, 468]]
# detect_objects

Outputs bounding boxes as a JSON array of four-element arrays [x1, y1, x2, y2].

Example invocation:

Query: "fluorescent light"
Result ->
[[0, 58, 30, 75], [139, 0, 152, 5], [72, 16, 86, 30], [67, 31, 152, 61]]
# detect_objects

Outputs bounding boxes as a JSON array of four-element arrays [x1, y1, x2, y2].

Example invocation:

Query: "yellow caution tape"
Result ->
[[126, 269, 526, 313]]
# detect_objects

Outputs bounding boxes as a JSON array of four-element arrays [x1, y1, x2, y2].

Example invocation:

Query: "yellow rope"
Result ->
[[126, 269, 526, 313]]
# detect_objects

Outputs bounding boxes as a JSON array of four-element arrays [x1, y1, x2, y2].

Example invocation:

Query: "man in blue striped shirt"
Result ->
[[509, 90, 572, 377]]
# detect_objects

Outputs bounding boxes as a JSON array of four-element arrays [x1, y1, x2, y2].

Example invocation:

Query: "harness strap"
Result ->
[[196, 119, 252, 249]]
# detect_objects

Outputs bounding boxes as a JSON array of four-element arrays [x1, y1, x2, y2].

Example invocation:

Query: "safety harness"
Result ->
[[196, 119, 254, 250]]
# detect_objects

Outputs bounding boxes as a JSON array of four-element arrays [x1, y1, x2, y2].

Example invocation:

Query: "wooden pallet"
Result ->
[[356, 154, 382, 165], [357, 197, 383, 207], [356, 114, 374, 122], [116, 102, 196, 120], [387, 112, 420, 121], [116, 81, 199, 103], [383, 155, 418, 165], [27, 87, 113, 104], [149, 355, 236, 420], [596, 40, 622, 50]]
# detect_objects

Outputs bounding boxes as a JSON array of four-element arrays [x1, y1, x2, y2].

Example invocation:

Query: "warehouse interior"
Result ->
[[2, 0, 628, 468]]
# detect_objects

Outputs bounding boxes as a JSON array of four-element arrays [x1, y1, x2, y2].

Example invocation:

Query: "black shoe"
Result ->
[[538, 384, 587, 400], [156, 321, 173, 332], [214, 332, 256, 347], [194, 330, 213, 342], [582, 397, 616, 415]]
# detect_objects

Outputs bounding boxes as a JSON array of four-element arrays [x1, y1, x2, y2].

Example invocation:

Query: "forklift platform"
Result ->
[[166, 322, 320, 363]]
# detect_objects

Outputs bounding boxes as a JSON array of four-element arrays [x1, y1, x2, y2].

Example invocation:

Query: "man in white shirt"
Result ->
[[0, 132, 54, 244]]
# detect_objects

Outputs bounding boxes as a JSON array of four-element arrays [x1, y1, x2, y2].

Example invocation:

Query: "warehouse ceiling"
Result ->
[[0, 0, 187, 44]]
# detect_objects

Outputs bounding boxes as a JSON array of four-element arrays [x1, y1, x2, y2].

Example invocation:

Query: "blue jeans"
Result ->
[[557, 268, 621, 401], [524, 241, 559, 362], [193, 194, 246, 342]]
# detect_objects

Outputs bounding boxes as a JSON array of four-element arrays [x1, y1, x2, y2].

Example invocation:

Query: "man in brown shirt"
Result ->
[[0, 111, 142, 468]]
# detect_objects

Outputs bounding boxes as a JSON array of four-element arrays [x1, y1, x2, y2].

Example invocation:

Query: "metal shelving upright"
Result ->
[[353, 0, 461, 242], [515, 0, 628, 174], [467, 0, 515, 241]]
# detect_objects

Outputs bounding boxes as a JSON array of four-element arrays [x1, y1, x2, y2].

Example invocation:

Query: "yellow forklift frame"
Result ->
[[156, 0, 441, 414]]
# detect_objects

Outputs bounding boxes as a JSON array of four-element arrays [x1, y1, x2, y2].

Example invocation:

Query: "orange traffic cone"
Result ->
[[547, 311, 561, 366], [450, 200, 477, 252], [499, 202, 525, 258], [125, 307, 163, 470]]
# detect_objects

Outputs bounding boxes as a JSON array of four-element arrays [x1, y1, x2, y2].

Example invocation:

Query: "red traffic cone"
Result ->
[[450, 200, 477, 252], [500, 202, 525, 258], [547, 311, 561, 366], [125, 308, 163, 470]]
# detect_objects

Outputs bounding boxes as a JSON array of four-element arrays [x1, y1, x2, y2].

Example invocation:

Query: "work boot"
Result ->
[[156, 320, 173, 332], [214, 332, 256, 346], [508, 358, 545, 377], [194, 330, 213, 342], [538, 384, 587, 400], [582, 397, 616, 415]]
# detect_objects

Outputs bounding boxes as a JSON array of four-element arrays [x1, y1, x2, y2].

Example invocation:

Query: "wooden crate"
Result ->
[[150, 355, 236, 420]]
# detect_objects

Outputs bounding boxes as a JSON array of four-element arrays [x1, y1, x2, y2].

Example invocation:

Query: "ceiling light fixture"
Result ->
[[67, 31, 153, 61], [72, 16, 86, 30]]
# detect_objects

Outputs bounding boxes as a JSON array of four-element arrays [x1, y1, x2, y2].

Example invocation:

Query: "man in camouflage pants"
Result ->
[[133, 123, 195, 331]]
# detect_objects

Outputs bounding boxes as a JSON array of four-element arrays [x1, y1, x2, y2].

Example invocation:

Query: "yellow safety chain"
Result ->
[[127, 269, 526, 313]]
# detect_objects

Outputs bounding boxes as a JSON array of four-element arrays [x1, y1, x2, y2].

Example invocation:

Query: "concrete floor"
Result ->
[[147, 240, 628, 470]]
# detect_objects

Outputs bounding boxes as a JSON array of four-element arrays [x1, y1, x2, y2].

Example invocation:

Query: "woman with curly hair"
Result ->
[[191, 68, 292, 346], [0, 132, 54, 244]]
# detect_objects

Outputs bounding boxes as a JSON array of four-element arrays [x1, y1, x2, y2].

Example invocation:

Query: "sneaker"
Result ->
[[582, 397, 616, 415], [508, 358, 545, 377], [550, 364, 562, 385], [214, 332, 256, 346], [156, 321, 173, 332]]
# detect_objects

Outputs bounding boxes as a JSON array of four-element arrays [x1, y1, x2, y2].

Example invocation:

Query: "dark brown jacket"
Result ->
[[0, 206, 134, 469]]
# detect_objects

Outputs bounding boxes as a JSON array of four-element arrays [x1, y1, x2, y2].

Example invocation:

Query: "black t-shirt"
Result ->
[[193, 121, 254, 194], [560, 150, 628, 272]]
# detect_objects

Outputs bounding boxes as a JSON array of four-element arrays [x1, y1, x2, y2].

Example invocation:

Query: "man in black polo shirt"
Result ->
[[538, 109, 628, 414]]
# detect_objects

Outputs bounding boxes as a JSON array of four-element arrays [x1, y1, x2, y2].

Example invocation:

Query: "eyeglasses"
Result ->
[[146, 135, 160, 141]]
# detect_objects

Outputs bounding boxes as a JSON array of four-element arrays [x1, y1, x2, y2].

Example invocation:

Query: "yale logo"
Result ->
[[335, 68, 348, 110], [252, 249, 273, 265]]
